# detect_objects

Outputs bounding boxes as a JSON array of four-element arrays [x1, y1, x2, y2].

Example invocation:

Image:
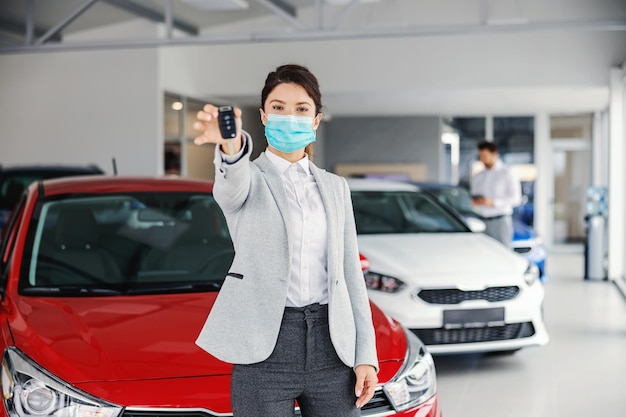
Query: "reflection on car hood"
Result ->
[[11, 293, 229, 383], [11, 292, 406, 385], [358, 232, 529, 286]]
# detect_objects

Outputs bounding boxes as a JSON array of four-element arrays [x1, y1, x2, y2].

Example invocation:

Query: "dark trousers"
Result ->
[[483, 215, 513, 246], [231, 303, 360, 417]]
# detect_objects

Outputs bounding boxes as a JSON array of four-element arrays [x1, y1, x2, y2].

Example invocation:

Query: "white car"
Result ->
[[348, 178, 549, 354]]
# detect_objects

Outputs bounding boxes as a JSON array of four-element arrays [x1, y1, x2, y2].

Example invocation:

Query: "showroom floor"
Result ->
[[434, 246, 626, 417]]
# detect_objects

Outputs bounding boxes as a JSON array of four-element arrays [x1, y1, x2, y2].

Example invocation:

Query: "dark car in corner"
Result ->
[[0, 164, 104, 234]]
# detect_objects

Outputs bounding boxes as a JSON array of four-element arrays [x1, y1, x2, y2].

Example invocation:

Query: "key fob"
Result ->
[[218, 106, 237, 139]]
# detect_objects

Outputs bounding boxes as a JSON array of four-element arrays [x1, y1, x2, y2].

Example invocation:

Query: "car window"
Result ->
[[351, 191, 468, 234], [18, 192, 233, 296], [432, 187, 475, 214]]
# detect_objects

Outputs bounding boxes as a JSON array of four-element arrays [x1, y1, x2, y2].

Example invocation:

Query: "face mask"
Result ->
[[264, 113, 317, 153]]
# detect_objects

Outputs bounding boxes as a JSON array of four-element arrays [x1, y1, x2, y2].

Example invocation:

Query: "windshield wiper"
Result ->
[[22, 286, 124, 296], [126, 281, 223, 295]]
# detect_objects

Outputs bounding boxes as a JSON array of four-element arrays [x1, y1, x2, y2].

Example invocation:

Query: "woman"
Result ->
[[194, 64, 378, 417]]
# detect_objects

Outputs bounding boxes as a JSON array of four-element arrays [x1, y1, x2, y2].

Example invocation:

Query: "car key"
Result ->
[[218, 105, 237, 155], [218, 106, 237, 139]]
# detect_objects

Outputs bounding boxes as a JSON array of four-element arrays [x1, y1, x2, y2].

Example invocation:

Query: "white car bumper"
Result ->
[[367, 279, 549, 354]]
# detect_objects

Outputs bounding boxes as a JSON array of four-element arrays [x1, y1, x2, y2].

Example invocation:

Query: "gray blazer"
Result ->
[[196, 134, 378, 371]]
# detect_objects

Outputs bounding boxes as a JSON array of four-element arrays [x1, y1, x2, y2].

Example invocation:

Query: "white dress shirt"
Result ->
[[471, 159, 522, 218], [264, 150, 329, 307], [218, 138, 329, 308]]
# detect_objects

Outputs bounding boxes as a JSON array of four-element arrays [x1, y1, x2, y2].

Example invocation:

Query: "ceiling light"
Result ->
[[171, 101, 184, 111], [182, 0, 249, 11]]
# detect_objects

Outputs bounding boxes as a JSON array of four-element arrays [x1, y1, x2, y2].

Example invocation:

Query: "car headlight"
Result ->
[[523, 262, 540, 286], [1, 347, 123, 417], [383, 329, 437, 412], [364, 271, 406, 293]]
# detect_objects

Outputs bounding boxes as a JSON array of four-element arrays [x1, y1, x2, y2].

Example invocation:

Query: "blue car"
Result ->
[[413, 182, 547, 281]]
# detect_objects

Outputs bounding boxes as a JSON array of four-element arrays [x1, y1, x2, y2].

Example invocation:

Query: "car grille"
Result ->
[[513, 246, 532, 254], [124, 390, 394, 417], [412, 322, 535, 345], [416, 286, 520, 304]]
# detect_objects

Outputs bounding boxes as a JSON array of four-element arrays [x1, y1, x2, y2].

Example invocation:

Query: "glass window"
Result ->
[[163, 94, 212, 178], [443, 117, 486, 188], [19, 192, 233, 296], [494, 117, 535, 227], [164, 94, 182, 140], [445, 116, 535, 226], [351, 190, 468, 234]]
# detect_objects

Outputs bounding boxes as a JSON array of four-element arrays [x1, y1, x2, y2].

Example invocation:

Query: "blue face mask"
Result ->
[[264, 113, 317, 153]]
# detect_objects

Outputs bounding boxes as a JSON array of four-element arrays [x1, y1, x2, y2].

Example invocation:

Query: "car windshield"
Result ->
[[429, 187, 475, 215], [19, 192, 233, 296], [351, 190, 468, 234]]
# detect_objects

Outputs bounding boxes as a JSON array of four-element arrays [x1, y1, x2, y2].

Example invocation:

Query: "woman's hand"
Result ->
[[354, 364, 378, 408], [193, 104, 244, 154]]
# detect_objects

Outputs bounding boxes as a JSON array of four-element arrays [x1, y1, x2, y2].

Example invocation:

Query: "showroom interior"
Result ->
[[1, 1, 626, 416]]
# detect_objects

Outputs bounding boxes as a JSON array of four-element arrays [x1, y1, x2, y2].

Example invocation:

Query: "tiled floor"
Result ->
[[434, 247, 626, 417]]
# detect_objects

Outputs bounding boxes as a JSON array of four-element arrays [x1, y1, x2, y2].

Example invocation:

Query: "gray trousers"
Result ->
[[483, 215, 513, 247], [230, 303, 360, 417]]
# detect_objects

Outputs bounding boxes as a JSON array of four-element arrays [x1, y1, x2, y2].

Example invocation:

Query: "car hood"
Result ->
[[358, 232, 529, 286], [10, 293, 228, 383], [10, 292, 406, 385]]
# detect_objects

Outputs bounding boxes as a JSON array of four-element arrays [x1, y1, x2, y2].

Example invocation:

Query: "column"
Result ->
[[534, 112, 551, 248], [608, 67, 625, 281]]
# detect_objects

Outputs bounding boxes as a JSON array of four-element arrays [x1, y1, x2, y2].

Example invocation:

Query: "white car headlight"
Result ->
[[364, 272, 406, 293], [383, 329, 436, 411], [523, 262, 540, 286], [1, 348, 123, 417]]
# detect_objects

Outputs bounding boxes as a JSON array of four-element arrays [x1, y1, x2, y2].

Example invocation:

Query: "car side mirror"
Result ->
[[464, 216, 487, 233]]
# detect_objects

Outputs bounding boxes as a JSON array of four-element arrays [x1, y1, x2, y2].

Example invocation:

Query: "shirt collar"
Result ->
[[485, 159, 504, 171], [492, 159, 504, 170], [264, 150, 311, 175]]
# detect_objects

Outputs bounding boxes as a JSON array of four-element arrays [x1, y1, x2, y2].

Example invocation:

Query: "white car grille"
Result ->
[[416, 286, 520, 304], [413, 322, 536, 345]]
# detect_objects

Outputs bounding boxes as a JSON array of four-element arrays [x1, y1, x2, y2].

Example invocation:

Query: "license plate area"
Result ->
[[443, 307, 505, 329]]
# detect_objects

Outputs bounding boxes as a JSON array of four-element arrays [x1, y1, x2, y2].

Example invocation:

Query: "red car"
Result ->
[[0, 176, 441, 417]]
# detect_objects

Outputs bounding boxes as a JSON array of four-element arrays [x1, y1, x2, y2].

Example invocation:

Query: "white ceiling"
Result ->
[[1, 0, 625, 116]]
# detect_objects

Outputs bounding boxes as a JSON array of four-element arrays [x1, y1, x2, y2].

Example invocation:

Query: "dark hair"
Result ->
[[261, 64, 322, 159], [477, 140, 498, 153], [261, 64, 323, 114]]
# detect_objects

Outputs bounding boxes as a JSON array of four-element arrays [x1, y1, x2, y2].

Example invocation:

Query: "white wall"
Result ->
[[0, 48, 160, 175]]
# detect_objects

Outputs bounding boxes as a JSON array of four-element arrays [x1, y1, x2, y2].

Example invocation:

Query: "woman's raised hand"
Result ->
[[193, 104, 243, 153]]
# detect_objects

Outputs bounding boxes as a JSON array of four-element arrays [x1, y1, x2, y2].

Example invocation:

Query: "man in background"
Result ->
[[471, 140, 522, 246]]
